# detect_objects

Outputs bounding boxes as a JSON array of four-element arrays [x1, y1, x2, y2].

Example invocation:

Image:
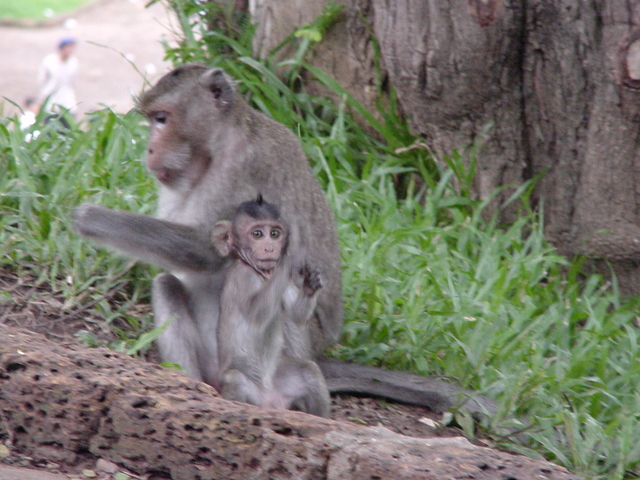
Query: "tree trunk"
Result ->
[[252, 0, 380, 123], [371, 0, 527, 203], [0, 325, 582, 480], [249, 0, 640, 294], [524, 1, 640, 289]]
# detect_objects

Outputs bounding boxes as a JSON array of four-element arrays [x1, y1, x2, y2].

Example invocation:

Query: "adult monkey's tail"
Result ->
[[316, 356, 498, 416]]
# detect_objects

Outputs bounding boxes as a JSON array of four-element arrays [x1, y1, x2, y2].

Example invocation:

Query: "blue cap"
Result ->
[[59, 37, 76, 49]]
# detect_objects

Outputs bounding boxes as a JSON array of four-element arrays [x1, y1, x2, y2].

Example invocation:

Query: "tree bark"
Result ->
[[249, 0, 640, 294], [0, 325, 582, 480], [372, 0, 527, 202], [524, 1, 640, 289], [252, 0, 380, 124]]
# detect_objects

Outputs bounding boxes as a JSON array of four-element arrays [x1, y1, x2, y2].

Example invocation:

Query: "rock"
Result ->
[[0, 325, 582, 480], [96, 458, 118, 473]]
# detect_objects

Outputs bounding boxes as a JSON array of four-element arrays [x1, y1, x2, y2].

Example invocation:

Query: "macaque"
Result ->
[[73, 65, 341, 391], [212, 195, 330, 416], [73, 65, 497, 417]]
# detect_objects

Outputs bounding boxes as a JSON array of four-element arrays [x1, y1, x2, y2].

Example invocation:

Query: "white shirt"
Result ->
[[38, 53, 79, 114], [19, 110, 36, 130]]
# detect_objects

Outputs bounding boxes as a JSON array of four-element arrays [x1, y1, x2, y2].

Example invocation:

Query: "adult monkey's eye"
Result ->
[[153, 111, 168, 125]]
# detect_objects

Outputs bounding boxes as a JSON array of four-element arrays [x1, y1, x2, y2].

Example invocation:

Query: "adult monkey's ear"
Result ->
[[200, 68, 234, 113]]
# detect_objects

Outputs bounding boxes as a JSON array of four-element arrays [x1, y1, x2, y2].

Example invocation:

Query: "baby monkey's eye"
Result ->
[[252, 229, 263, 238]]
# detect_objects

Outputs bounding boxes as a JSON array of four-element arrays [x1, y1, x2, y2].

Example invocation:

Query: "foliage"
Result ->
[[0, 0, 92, 21], [0, 110, 156, 346], [1, 2, 640, 479]]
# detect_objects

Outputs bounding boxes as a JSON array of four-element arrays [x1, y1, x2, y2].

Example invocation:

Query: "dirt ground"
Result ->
[[0, 2, 498, 479]]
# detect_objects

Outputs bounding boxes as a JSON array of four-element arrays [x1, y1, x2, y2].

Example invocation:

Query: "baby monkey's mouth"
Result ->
[[255, 259, 279, 279]]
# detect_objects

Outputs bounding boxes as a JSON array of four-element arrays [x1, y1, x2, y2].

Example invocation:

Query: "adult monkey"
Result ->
[[74, 65, 340, 386], [74, 65, 496, 416]]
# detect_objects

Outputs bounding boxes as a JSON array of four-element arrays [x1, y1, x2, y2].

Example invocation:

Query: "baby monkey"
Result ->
[[212, 194, 330, 417]]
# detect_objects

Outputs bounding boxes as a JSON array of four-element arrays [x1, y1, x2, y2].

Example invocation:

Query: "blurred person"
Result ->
[[19, 97, 41, 142], [38, 37, 79, 117], [19, 96, 38, 130]]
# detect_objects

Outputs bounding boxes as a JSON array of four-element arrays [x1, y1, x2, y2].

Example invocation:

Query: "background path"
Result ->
[[0, 0, 177, 118]]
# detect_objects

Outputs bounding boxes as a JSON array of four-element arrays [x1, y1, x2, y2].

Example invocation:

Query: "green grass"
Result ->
[[0, 111, 156, 340], [0, 0, 93, 21], [2, 2, 640, 478]]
